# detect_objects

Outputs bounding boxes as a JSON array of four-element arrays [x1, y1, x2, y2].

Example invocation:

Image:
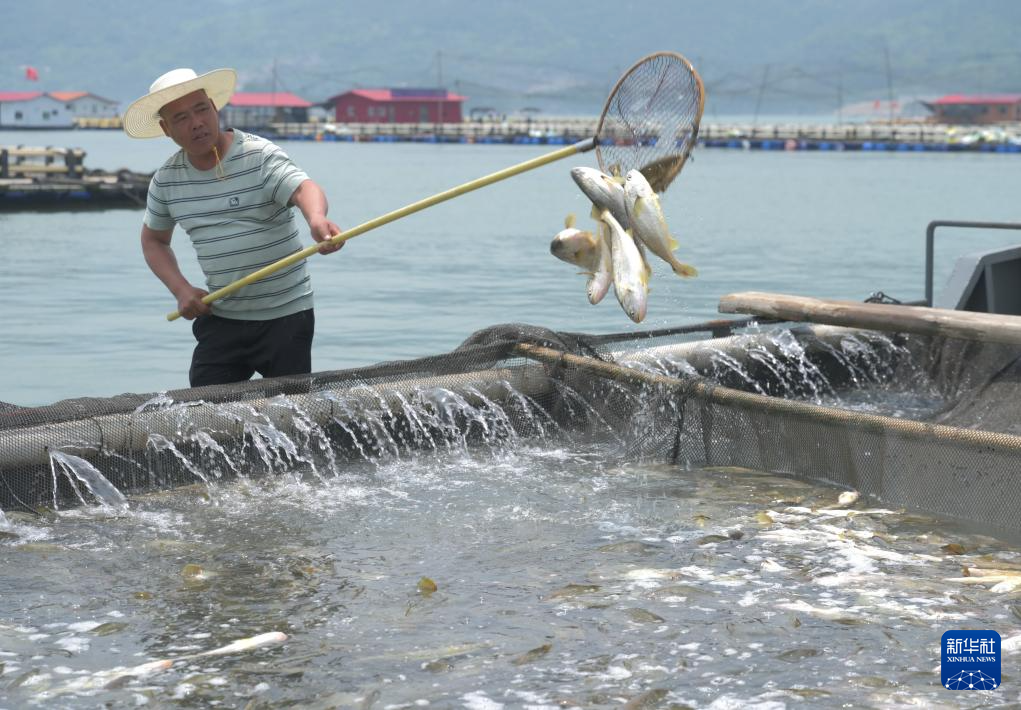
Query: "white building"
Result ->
[[49, 92, 119, 119], [0, 92, 73, 128]]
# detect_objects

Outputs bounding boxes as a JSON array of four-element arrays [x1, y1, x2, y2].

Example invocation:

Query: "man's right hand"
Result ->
[[175, 286, 212, 320]]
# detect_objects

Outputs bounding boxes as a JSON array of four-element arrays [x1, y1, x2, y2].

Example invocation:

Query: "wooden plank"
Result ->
[[719, 291, 1021, 346], [3, 147, 82, 158], [6, 164, 84, 174]]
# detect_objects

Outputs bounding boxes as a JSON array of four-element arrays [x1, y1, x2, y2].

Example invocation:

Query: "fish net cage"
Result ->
[[1, 321, 1021, 543]]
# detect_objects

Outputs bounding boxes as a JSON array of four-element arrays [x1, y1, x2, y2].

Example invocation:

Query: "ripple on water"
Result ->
[[0, 449, 1019, 707]]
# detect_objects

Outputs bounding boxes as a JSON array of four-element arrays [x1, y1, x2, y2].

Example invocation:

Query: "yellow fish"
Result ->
[[624, 169, 697, 278]]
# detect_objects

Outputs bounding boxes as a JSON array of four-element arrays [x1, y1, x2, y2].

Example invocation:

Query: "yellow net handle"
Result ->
[[167, 138, 596, 321]]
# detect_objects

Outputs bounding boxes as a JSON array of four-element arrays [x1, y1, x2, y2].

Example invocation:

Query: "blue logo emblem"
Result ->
[[942, 630, 1000, 690], [229, 196, 240, 207]]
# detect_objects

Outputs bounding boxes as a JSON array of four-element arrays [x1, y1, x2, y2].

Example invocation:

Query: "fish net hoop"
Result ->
[[595, 51, 705, 193]]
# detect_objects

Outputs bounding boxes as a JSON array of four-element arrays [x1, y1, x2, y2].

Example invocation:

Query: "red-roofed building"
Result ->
[[926, 94, 1021, 124], [48, 91, 119, 119], [0, 92, 72, 128], [326, 88, 466, 123], [221, 92, 313, 129]]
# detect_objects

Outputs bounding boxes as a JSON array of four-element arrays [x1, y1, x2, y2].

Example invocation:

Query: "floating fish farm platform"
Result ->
[[0, 146, 151, 210], [250, 119, 1021, 153]]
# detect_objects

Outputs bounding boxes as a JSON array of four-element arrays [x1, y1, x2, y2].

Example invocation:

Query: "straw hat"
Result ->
[[123, 68, 237, 139]]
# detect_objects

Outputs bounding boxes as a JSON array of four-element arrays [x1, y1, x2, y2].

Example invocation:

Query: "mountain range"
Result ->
[[4, 0, 1020, 117]]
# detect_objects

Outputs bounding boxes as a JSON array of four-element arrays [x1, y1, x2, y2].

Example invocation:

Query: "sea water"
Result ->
[[1, 128, 1020, 405], [2, 440, 1020, 707], [1, 130, 1020, 707]]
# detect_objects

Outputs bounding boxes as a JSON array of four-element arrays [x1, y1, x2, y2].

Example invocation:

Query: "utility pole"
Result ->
[[271, 57, 280, 125], [836, 69, 844, 124], [753, 64, 770, 125], [436, 50, 443, 126], [883, 40, 895, 123]]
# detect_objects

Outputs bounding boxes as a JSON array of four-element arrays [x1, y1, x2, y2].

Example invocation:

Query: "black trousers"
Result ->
[[189, 310, 315, 387]]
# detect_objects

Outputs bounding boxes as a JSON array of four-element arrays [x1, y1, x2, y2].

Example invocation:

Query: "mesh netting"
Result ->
[[595, 51, 705, 192], [2, 321, 1021, 542]]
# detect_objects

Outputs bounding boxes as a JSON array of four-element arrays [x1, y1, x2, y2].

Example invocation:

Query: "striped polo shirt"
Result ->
[[144, 129, 314, 321]]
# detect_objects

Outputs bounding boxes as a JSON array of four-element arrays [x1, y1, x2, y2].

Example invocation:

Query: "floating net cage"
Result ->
[[2, 322, 1021, 543]]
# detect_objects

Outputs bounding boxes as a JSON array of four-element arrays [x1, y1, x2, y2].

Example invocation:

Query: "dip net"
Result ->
[[2, 321, 1021, 543], [595, 51, 705, 192]]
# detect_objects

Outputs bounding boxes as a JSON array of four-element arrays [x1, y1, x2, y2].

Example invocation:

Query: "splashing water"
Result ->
[[48, 451, 129, 510]]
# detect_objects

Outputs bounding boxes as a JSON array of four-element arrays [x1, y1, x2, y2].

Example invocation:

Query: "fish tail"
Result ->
[[672, 261, 698, 278]]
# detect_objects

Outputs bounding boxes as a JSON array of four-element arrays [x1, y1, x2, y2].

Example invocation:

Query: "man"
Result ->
[[124, 67, 342, 387]]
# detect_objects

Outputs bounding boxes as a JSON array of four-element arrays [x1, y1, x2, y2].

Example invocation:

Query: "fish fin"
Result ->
[[565, 213, 576, 229], [632, 196, 647, 220], [672, 261, 698, 278], [590, 204, 603, 221], [668, 235, 679, 251]]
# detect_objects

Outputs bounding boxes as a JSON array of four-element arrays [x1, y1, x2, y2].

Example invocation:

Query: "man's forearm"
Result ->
[[142, 237, 193, 298], [292, 179, 329, 223]]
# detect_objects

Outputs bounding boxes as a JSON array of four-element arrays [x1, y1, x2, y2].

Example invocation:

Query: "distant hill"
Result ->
[[3, 0, 1020, 117]]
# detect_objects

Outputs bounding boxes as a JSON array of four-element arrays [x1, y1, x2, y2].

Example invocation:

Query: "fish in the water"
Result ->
[[36, 631, 287, 698], [187, 631, 288, 658], [623, 169, 697, 278], [597, 208, 650, 323], [38, 659, 174, 698], [571, 166, 629, 227]]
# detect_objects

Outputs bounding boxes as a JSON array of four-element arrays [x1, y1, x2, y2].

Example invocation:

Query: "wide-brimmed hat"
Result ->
[[123, 67, 236, 139]]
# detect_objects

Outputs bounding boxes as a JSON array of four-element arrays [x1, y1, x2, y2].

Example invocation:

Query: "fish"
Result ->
[[30, 631, 288, 699], [510, 643, 552, 666], [991, 578, 1021, 593], [544, 583, 601, 600], [624, 688, 669, 710], [185, 631, 289, 658], [598, 208, 650, 323], [963, 567, 1021, 577], [586, 221, 613, 305], [570, 166, 630, 227], [417, 576, 438, 595], [357, 642, 489, 663], [550, 214, 612, 305], [623, 169, 698, 278], [549, 213, 599, 271], [836, 490, 860, 507], [38, 659, 174, 697]]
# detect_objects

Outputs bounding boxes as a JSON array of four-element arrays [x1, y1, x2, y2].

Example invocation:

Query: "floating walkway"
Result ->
[[700, 137, 1021, 153]]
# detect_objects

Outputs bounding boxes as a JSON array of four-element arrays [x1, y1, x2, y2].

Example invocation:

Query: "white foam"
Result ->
[[737, 591, 759, 607], [461, 691, 503, 709], [706, 694, 787, 710], [54, 637, 89, 654], [67, 621, 102, 633]]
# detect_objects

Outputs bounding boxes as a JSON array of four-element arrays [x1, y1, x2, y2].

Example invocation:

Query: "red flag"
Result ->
[[25, 66, 39, 81]]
